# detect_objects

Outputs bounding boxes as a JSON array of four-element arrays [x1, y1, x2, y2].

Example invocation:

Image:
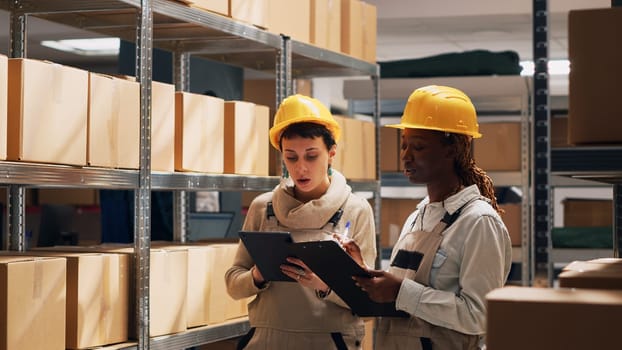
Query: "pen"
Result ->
[[342, 220, 351, 239]]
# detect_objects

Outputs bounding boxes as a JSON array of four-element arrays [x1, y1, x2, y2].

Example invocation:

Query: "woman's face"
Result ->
[[282, 135, 336, 202], [400, 128, 454, 185]]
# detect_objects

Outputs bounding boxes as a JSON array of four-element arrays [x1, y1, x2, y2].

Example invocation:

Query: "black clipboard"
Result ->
[[290, 240, 409, 318], [238, 231, 299, 282]]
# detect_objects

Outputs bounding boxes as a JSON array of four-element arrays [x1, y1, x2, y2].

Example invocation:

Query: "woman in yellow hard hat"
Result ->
[[346, 85, 512, 349], [226, 94, 377, 349]]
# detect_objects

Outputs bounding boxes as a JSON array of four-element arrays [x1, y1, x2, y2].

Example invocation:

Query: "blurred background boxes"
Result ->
[[224, 101, 259, 175], [559, 258, 622, 290], [0, 54, 6, 160], [151, 81, 176, 172], [568, 7, 622, 145], [474, 122, 521, 171]]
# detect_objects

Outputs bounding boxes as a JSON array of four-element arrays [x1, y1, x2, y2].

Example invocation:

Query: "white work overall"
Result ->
[[376, 202, 480, 350], [238, 203, 364, 350]]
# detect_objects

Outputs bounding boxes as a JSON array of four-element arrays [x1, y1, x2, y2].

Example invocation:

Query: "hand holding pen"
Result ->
[[334, 221, 365, 267]]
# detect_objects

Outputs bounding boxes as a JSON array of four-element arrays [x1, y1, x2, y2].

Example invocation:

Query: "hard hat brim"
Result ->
[[385, 122, 482, 138], [270, 116, 342, 149]]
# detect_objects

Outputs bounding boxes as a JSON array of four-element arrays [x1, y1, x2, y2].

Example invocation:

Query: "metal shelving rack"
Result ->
[[343, 75, 533, 286], [1, 0, 379, 349]]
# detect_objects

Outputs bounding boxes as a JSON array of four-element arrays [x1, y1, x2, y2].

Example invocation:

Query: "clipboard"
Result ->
[[291, 240, 409, 318], [238, 231, 299, 282]]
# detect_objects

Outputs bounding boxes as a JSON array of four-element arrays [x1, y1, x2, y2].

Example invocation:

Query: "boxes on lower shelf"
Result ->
[[22, 251, 129, 349], [0, 255, 66, 350], [473, 122, 521, 171], [486, 286, 622, 350], [0, 54, 7, 160]]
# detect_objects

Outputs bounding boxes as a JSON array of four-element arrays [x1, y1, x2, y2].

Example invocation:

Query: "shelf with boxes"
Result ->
[[2, 0, 380, 349], [343, 75, 533, 285]]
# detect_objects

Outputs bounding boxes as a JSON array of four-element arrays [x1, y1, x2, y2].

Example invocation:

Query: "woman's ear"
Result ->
[[329, 144, 337, 159]]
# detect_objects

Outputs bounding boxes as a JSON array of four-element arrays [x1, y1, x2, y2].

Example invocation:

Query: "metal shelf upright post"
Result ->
[[172, 51, 190, 243], [532, 0, 553, 287], [134, 0, 153, 347]]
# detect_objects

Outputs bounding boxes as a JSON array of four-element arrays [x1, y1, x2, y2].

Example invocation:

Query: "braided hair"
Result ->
[[442, 132, 502, 214]]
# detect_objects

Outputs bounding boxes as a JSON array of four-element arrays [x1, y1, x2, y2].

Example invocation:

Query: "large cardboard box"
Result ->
[[0, 54, 7, 160], [254, 105, 271, 176], [568, 8, 622, 144], [0, 256, 66, 350], [88, 73, 139, 169], [268, 0, 311, 43], [550, 115, 570, 148], [152, 81, 176, 172], [7, 58, 88, 165], [224, 101, 256, 175], [22, 252, 128, 349], [500, 203, 521, 246], [486, 286, 622, 350], [310, 0, 341, 52], [332, 115, 347, 174], [361, 1, 377, 63], [473, 122, 521, 171], [559, 258, 622, 290], [175, 92, 225, 173], [563, 198, 612, 227], [340, 0, 363, 59], [230, 0, 268, 28]]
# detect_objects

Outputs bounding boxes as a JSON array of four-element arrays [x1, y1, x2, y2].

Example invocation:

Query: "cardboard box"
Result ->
[[486, 286, 622, 350], [254, 105, 271, 176], [563, 198, 612, 227], [550, 115, 570, 148], [361, 1, 377, 62], [374, 198, 420, 247], [180, 0, 228, 16], [268, 0, 311, 43], [152, 81, 176, 172], [175, 92, 225, 173], [38, 188, 99, 206], [200, 243, 251, 324], [341, 117, 365, 180], [474, 122, 521, 171], [0, 256, 66, 350], [36, 245, 187, 337], [568, 8, 622, 144], [0, 54, 7, 160], [500, 203, 521, 246], [340, 0, 363, 59], [310, 0, 341, 51], [88, 73, 139, 169], [230, 0, 268, 28], [21, 252, 129, 349], [559, 258, 622, 290], [381, 127, 400, 172], [332, 115, 347, 174], [224, 101, 257, 175], [7, 58, 88, 165], [361, 120, 376, 180]]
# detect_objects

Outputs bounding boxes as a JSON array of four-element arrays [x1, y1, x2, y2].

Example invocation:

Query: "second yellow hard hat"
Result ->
[[386, 85, 482, 138]]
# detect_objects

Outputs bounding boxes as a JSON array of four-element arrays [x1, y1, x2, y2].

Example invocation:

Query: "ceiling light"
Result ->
[[41, 38, 120, 56], [520, 59, 570, 76]]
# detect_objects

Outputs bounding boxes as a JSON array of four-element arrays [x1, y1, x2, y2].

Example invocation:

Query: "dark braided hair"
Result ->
[[441, 132, 502, 214]]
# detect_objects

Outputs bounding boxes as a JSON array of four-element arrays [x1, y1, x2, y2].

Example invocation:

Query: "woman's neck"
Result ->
[[427, 181, 463, 203]]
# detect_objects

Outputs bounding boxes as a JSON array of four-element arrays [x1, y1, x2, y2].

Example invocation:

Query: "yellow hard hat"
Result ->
[[269, 94, 341, 149], [386, 85, 482, 138]]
